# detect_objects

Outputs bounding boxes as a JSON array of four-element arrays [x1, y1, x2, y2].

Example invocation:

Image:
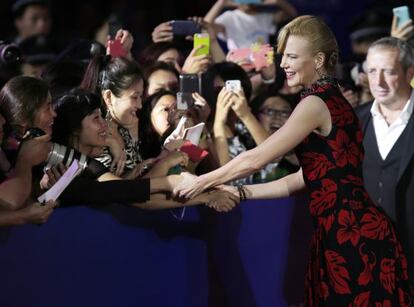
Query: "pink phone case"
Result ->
[[108, 38, 127, 58], [250, 44, 274, 70], [228, 44, 274, 71], [227, 48, 255, 70]]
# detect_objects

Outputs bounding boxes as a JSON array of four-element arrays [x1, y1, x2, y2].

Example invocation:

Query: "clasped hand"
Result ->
[[173, 172, 239, 212]]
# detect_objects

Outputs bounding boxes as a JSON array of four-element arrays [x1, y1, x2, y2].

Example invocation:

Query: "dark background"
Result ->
[[2, 0, 406, 60]]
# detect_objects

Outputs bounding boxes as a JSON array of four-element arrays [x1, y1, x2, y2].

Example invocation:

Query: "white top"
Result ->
[[215, 9, 276, 50], [370, 91, 414, 160]]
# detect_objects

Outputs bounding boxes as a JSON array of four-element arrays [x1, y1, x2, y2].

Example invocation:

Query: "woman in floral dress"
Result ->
[[174, 15, 413, 306]]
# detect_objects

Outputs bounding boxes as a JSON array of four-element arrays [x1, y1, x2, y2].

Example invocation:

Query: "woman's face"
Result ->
[[109, 79, 144, 127], [258, 96, 292, 134], [33, 92, 56, 135], [150, 94, 176, 136], [280, 35, 320, 88], [157, 48, 182, 72], [77, 109, 107, 156], [147, 69, 178, 96]]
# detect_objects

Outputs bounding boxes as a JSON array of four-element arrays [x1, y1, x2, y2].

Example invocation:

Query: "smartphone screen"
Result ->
[[193, 33, 210, 56]]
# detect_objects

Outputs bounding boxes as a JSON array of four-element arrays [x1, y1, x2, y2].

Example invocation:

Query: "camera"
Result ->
[[25, 128, 90, 172], [45, 143, 90, 171], [0, 41, 22, 67]]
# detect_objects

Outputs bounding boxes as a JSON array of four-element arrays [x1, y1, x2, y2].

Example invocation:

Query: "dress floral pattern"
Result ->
[[295, 78, 412, 306]]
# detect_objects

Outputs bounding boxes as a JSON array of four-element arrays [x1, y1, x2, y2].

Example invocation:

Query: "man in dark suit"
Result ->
[[356, 37, 414, 281]]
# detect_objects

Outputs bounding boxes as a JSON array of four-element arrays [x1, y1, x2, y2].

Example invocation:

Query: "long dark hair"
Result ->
[[0, 76, 49, 135], [139, 89, 176, 159], [52, 88, 103, 147], [138, 42, 182, 68], [80, 55, 144, 110]]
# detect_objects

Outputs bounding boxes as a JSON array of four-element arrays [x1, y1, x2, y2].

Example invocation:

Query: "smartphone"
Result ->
[[108, 38, 127, 58], [177, 92, 194, 110], [179, 74, 200, 93], [225, 80, 241, 92], [250, 44, 274, 70], [171, 20, 201, 36], [393, 6, 411, 29], [193, 33, 210, 56]]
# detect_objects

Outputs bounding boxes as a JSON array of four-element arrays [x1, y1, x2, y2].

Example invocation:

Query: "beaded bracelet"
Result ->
[[237, 184, 247, 201]]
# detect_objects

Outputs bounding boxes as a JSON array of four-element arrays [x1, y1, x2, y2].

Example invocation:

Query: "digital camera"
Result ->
[[26, 128, 90, 171]]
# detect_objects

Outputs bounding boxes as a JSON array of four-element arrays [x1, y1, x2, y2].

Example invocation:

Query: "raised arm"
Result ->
[[175, 95, 331, 198]]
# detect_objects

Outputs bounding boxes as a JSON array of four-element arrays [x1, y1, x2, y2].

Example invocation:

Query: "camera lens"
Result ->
[[0, 42, 22, 66], [45, 143, 90, 172]]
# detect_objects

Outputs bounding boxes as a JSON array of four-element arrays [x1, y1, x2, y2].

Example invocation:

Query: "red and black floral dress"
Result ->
[[295, 78, 412, 306]]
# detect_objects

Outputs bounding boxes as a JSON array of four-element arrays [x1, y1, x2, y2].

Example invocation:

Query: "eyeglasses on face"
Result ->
[[259, 108, 291, 118]]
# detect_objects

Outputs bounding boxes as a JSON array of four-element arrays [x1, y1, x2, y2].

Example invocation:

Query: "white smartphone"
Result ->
[[393, 6, 411, 29], [225, 80, 241, 92]]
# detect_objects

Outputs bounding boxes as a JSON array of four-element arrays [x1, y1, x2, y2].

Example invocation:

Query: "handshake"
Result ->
[[172, 172, 242, 213]]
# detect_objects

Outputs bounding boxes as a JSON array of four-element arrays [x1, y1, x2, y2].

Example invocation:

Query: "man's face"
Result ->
[[366, 47, 413, 106], [15, 5, 51, 39]]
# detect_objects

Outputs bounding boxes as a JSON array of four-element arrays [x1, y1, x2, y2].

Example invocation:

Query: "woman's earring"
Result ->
[[105, 109, 112, 122]]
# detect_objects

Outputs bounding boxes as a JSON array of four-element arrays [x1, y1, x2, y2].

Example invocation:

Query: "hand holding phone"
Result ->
[[193, 33, 210, 56], [225, 80, 241, 92], [227, 44, 274, 71], [393, 6, 411, 29], [250, 43, 274, 70], [107, 38, 127, 58], [179, 74, 200, 93], [171, 20, 201, 36], [177, 92, 195, 110]]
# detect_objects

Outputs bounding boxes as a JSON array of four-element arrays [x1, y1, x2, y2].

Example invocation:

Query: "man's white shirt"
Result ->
[[370, 91, 414, 160]]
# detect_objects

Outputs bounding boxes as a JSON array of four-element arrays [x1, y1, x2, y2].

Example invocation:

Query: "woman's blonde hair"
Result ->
[[277, 15, 339, 73]]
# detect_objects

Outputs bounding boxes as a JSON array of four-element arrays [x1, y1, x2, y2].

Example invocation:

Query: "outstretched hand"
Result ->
[[173, 172, 207, 199], [205, 189, 239, 212]]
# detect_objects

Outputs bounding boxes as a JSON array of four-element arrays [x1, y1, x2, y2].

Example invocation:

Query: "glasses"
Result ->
[[259, 108, 291, 118]]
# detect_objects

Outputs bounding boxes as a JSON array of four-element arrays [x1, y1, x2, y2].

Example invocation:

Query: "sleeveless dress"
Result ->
[[295, 78, 412, 306]]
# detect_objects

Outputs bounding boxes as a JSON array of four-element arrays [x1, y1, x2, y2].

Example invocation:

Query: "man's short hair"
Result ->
[[368, 36, 414, 71]]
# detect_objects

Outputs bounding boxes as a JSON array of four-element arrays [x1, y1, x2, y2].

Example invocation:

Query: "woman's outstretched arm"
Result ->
[[174, 95, 331, 198]]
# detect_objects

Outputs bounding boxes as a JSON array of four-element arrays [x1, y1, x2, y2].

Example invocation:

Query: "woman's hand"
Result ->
[[17, 134, 52, 168], [205, 189, 239, 212], [230, 88, 251, 119], [182, 46, 212, 74], [124, 158, 155, 179], [22, 200, 57, 224], [152, 21, 173, 43], [193, 92, 211, 122], [391, 14, 414, 41], [214, 87, 234, 125], [163, 150, 189, 169], [40, 163, 67, 190], [173, 172, 207, 199]]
